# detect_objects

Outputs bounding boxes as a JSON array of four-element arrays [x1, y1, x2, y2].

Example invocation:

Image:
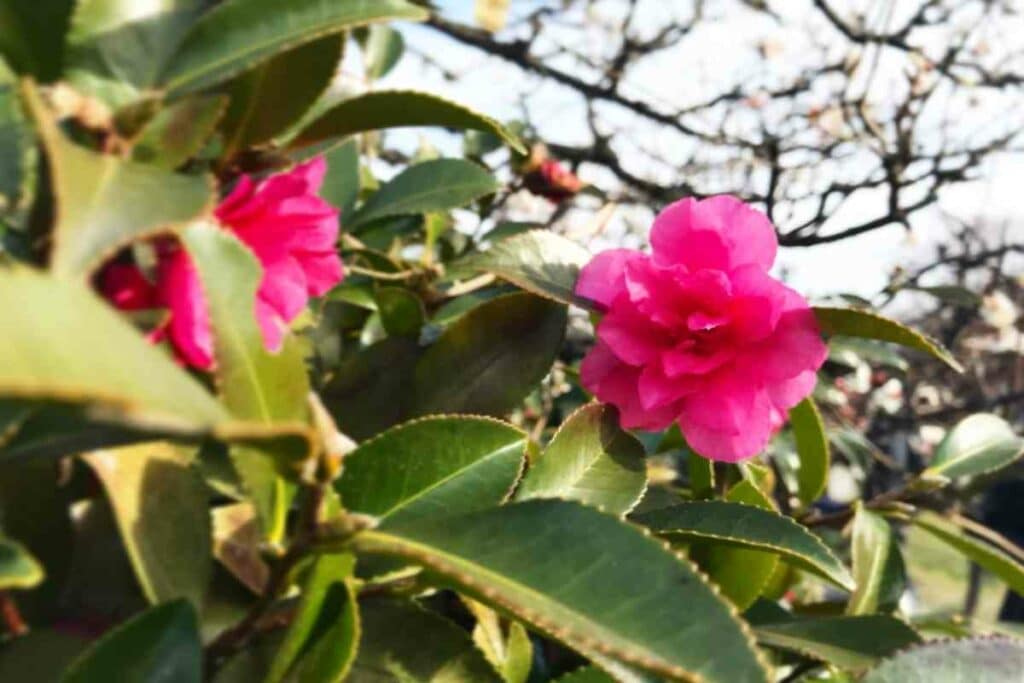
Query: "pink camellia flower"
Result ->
[[99, 157, 342, 369], [524, 159, 583, 203], [575, 195, 827, 462]]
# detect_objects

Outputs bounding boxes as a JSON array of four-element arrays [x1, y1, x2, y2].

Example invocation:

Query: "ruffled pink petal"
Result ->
[[575, 249, 638, 309], [651, 195, 777, 271], [255, 296, 287, 353], [744, 307, 828, 383], [580, 342, 678, 431], [677, 380, 776, 462], [157, 248, 214, 370], [294, 250, 345, 296], [597, 306, 668, 366]]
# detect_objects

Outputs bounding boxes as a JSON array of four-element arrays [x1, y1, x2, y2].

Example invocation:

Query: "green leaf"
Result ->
[[82, 442, 211, 610], [908, 284, 982, 308], [161, 0, 427, 95], [0, 268, 229, 434], [375, 286, 425, 338], [0, 84, 33, 218], [861, 636, 1024, 683], [813, 306, 962, 372], [220, 35, 342, 156], [132, 94, 227, 169], [322, 138, 360, 220], [515, 403, 646, 516], [0, 536, 43, 590], [291, 90, 525, 154], [22, 83, 215, 279], [0, 629, 89, 682], [182, 222, 312, 543], [62, 600, 201, 683], [910, 511, 1024, 595], [412, 292, 566, 417], [352, 597, 500, 681], [266, 553, 358, 683], [755, 615, 921, 671], [0, 0, 74, 80], [790, 398, 830, 506], [337, 416, 526, 526], [555, 667, 617, 683], [925, 413, 1024, 480], [633, 501, 855, 591], [351, 500, 769, 683], [358, 24, 404, 80], [461, 230, 591, 306], [847, 504, 904, 615], [351, 158, 499, 228]]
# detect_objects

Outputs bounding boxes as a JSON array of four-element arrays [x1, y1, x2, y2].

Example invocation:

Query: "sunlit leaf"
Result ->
[[790, 397, 829, 505], [925, 413, 1024, 480]]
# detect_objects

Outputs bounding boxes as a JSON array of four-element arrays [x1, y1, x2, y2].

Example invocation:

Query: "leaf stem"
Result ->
[[0, 592, 28, 637]]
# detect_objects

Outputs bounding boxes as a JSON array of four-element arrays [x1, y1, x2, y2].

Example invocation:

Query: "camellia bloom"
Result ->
[[99, 157, 342, 369], [575, 195, 827, 462], [524, 159, 583, 203]]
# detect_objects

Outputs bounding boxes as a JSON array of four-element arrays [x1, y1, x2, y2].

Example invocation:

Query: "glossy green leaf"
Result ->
[[0, 536, 43, 590], [62, 600, 202, 683], [83, 442, 211, 610], [412, 292, 566, 417], [790, 397, 829, 505], [847, 504, 904, 615], [861, 636, 1024, 683], [633, 501, 854, 591], [462, 229, 591, 306], [337, 416, 526, 526], [352, 500, 769, 683], [161, 0, 427, 95], [925, 413, 1024, 480], [375, 286, 425, 338], [132, 94, 227, 169], [321, 138, 360, 220], [813, 306, 962, 372], [220, 35, 342, 155], [292, 90, 525, 153], [0, 1, 73, 80], [358, 24, 404, 80], [516, 403, 646, 516], [22, 84, 215, 279], [351, 597, 500, 681], [182, 222, 312, 542], [266, 553, 358, 683], [0, 268, 229, 434], [466, 599, 533, 683], [910, 511, 1024, 595], [351, 158, 499, 228], [755, 615, 920, 670]]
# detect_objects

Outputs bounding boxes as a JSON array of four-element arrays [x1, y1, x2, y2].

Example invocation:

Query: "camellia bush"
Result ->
[[1, 2, 1024, 682]]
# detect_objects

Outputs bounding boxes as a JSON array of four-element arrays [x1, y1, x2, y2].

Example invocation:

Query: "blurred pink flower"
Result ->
[[575, 195, 827, 462], [524, 159, 582, 203], [99, 158, 342, 369]]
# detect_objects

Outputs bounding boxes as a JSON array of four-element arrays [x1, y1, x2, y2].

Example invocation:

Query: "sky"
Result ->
[[367, 0, 1024, 301]]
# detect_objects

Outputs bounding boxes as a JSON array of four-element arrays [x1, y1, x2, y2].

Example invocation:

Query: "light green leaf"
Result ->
[[291, 90, 525, 154], [132, 94, 227, 169], [322, 138, 360, 220], [358, 25, 404, 80], [351, 500, 770, 683], [0, 536, 43, 590], [62, 600, 201, 683], [412, 292, 566, 418], [22, 83, 215, 279], [161, 0, 427, 95], [847, 504, 904, 615], [375, 286, 425, 338], [0, 1, 74, 80], [336, 416, 526, 526], [351, 158, 499, 228], [633, 501, 855, 591], [266, 553, 358, 683], [813, 306, 962, 372], [516, 403, 646, 516], [83, 442, 211, 610], [463, 598, 533, 683], [861, 636, 1024, 683], [925, 413, 1024, 480], [460, 230, 591, 306], [755, 615, 920, 671], [351, 598, 500, 681], [910, 511, 1024, 595], [790, 397, 829, 505]]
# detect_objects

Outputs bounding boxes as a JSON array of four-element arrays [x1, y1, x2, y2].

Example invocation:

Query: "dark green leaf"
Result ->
[[633, 501, 855, 591], [0, 84, 33, 218], [375, 286, 425, 338], [0, 629, 89, 682], [412, 292, 566, 417], [0, 0, 73, 80], [555, 667, 617, 683], [322, 139, 360, 221], [292, 90, 524, 154], [755, 615, 920, 670], [790, 398, 829, 506], [352, 500, 769, 683], [351, 158, 499, 228], [161, 0, 427, 95], [62, 600, 201, 683], [813, 306, 962, 372], [861, 636, 1024, 683], [516, 403, 646, 516], [83, 442, 211, 610], [132, 94, 227, 169], [337, 416, 526, 526], [925, 413, 1024, 480], [910, 511, 1024, 595], [847, 504, 905, 615]]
